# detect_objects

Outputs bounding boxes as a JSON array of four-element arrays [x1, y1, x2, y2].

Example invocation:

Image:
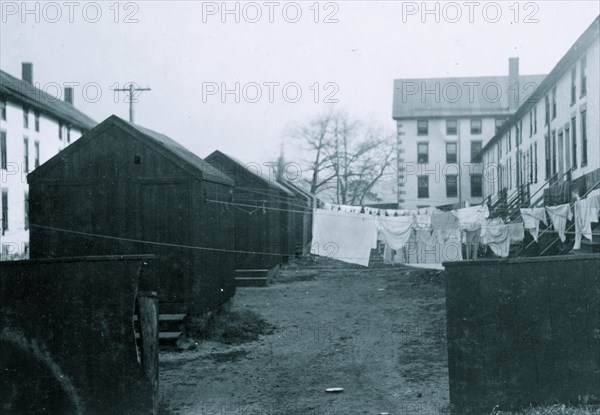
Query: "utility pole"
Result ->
[[112, 83, 151, 123]]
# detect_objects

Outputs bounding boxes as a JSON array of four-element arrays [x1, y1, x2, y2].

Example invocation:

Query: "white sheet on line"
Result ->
[[311, 209, 378, 267]]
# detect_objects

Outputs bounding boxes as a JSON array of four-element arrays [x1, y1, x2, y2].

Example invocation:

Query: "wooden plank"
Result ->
[[158, 332, 182, 340]]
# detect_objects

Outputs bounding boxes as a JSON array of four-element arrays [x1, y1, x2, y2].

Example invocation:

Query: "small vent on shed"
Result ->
[[134, 155, 141, 164]]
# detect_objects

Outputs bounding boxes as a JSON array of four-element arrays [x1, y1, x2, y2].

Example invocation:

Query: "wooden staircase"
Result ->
[[134, 313, 186, 344], [235, 269, 269, 287]]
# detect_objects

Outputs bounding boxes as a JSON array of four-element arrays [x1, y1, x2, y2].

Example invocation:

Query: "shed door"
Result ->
[[140, 182, 191, 305]]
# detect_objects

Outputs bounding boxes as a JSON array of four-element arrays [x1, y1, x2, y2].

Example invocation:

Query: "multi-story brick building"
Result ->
[[0, 63, 97, 259], [392, 59, 545, 209]]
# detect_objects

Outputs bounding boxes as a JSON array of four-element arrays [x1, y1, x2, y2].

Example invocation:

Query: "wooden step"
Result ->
[[235, 269, 269, 278], [134, 332, 181, 340], [159, 314, 186, 322], [235, 277, 268, 287], [159, 331, 182, 341], [133, 313, 186, 344], [133, 313, 186, 322]]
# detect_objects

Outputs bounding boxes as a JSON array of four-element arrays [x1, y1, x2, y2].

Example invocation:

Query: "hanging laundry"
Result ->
[[376, 215, 414, 251], [431, 211, 458, 230], [418, 207, 441, 216], [480, 224, 511, 257], [416, 229, 437, 247], [436, 228, 463, 261], [416, 229, 439, 263], [383, 244, 405, 265], [452, 204, 489, 231], [486, 217, 504, 226], [413, 214, 432, 230], [311, 209, 378, 267], [545, 204, 573, 243], [520, 208, 547, 242], [574, 195, 600, 249], [329, 204, 362, 213], [464, 229, 481, 260], [508, 223, 525, 243]]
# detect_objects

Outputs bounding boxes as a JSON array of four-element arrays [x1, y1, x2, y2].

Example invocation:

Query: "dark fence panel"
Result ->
[[444, 254, 600, 413], [0, 255, 157, 415]]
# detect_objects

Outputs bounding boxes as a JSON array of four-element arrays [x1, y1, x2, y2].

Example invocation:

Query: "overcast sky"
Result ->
[[2, 1, 598, 168]]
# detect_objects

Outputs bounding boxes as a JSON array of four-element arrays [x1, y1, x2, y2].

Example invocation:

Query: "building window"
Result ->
[[571, 116, 577, 169], [516, 123, 520, 145], [417, 142, 429, 164], [446, 175, 457, 197], [544, 94, 549, 125], [571, 66, 577, 105], [35, 111, 40, 132], [533, 105, 537, 134], [23, 106, 29, 129], [496, 143, 501, 164], [495, 118, 505, 134], [417, 120, 428, 136], [59, 122, 63, 140], [522, 151, 527, 185], [471, 141, 482, 163], [1, 189, 7, 234], [551, 86, 557, 120], [471, 174, 482, 197], [23, 137, 29, 174], [529, 111, 533, 137], [67, 125, 71, 143], [34, 141, 40, 169], [508, 157, 512, 189], [24, 192, 29, 231], [534, 142, 538, 183], [417, 176, 429, 198], [544, 134, 550, 180], [508, 130, 512, 152], [581, 110, 587, 166], [580, 55, 587, 97], [0, 131, 6, 170], [551, 130, 557, 175], [565, 125, 571, 172], [529, 144, 534, 184], [446, 120, 457, 135], [470, 119, 482, 135], [0, 100, 6, 121], [446, 142, 457, 163]]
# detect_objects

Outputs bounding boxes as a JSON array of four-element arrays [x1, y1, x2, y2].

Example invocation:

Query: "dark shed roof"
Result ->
[[206, 150, 295, 196], [481, 16, 600, 154], [0, 69, 97, 130], [277, 178, 315, 202], [28, 114, 234, 186]]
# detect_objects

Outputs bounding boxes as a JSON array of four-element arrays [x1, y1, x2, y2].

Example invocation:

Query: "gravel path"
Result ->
[[159, 258, 450, 414]]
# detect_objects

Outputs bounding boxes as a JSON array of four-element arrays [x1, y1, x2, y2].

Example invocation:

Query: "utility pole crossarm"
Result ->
[[111, 83, 151, 123]]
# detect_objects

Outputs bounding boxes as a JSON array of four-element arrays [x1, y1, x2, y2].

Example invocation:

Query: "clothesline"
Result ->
[[311, 192, 600, 267]]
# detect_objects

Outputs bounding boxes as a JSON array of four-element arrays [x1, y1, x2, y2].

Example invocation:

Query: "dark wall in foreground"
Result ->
[[444, 254, 600, 413], [0, 256, 157, 415]]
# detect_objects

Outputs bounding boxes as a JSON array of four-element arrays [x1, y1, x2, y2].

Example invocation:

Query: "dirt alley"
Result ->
[[159, 257, 450, 414]]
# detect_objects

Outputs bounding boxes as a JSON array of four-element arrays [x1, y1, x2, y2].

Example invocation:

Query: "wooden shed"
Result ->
[[276, 178, 315, 256], [205, 151, 295, 272], [27, 115, 236, 314]]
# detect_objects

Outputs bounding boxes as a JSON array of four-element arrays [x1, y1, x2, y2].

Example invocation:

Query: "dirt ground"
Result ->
[[159, 257, 450, 414]]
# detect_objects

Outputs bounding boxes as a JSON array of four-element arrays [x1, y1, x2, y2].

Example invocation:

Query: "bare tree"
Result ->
[[288, 110, 395, 205]]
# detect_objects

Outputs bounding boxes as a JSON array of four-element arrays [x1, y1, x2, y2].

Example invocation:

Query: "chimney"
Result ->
[[508, 57, 519, 111], [22, 62, 33, 84], [64, 86, 74, 105]]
